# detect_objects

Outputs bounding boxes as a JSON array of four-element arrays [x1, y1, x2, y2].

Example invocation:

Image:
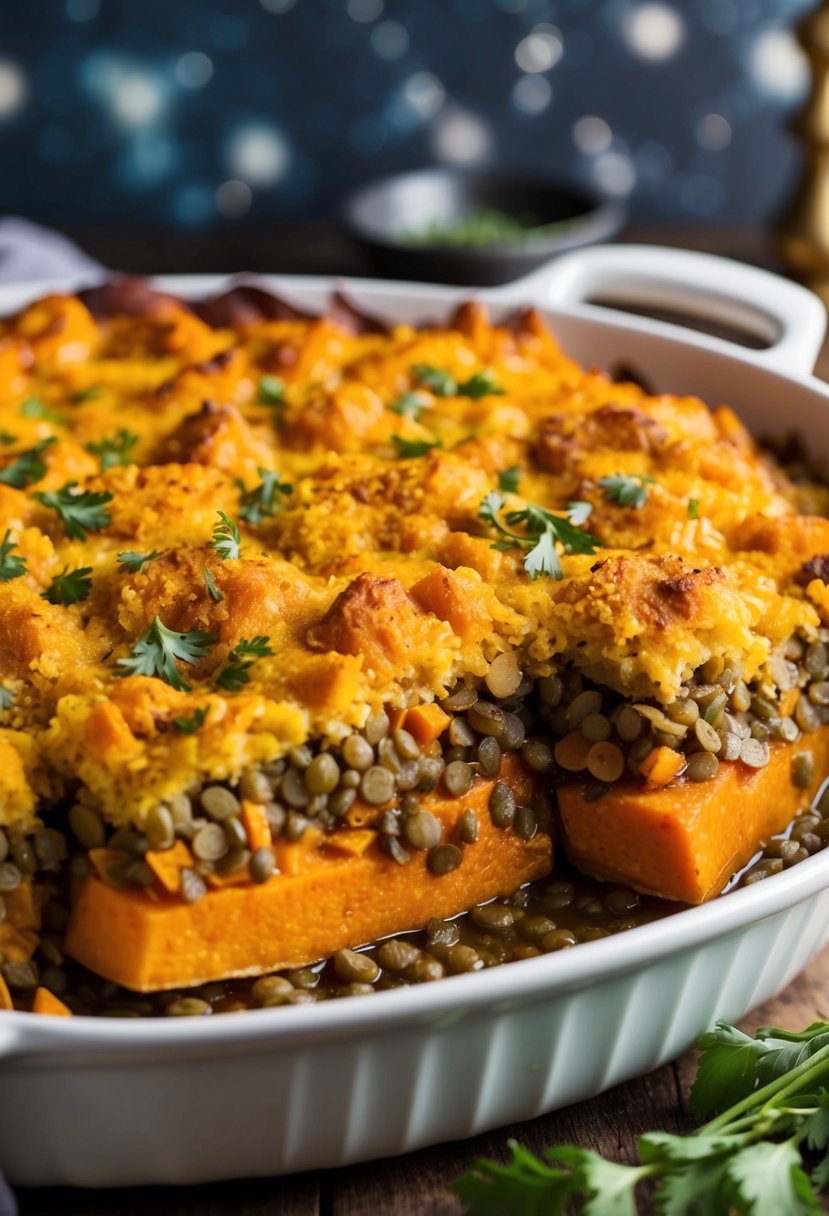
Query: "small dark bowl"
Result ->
[[341, 169, 625, 286]]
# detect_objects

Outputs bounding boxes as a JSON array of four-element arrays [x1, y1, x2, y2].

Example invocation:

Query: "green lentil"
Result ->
[[281, 768, 311, 809], [200, 786, 241, 820], [250, 847, 276, 884], [693, 718, 722, 753], [364, 711, 390, 745], [476, 736, 502, 776], [470, 904, 515, 931], [457, 809, 480, 844], [251, 975, 294, 1005], [305, 753, 340, 795], [467, 700, 505, 737], [403, 811, 442, 851], [0, 863, 22, 893], [192, 823, 229, 862], [520, 739, 554, 773], [238, 769, 273, 804], [223, 816, 248, 850], [342, 734, 375, 771], [685, 751, 720, 782], [485, 652, 522, 699], [376, 938, 420, 971], [489, 782, 516, 828], [68, 804, 106, 850], [361, 765, 396, 805], [566, 690, 603, 729], [740, 737, 770, 768], [165, 997, 212, 1016], [333, 948, 381, 984], [513, 805, 538, 840], [427, 843, 463, 875], [445, 944, 484, 973], [392, 729, 421, 761], [541, 929, 577, 952], [443, 760, 474, 797]]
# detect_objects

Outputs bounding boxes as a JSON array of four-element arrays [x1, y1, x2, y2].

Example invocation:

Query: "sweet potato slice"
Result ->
[[558, 727, 829, 904], [32, 987, 72, 1017], [65, 758, 552, 991]]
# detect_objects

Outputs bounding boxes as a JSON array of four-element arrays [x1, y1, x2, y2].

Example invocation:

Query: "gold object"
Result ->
[[776, 4, 829, 305]]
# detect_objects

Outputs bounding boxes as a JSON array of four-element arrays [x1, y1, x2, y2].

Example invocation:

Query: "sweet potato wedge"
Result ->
[[65, 757, 552, 991], [558, 727, 829, 904]]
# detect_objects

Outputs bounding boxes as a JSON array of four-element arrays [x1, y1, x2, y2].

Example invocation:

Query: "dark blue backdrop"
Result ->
[[0, 0, 816, 228]]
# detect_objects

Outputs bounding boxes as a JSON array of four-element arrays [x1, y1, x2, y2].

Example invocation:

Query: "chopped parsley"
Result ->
[[0, 685, 13, 713], [567, 500, 594, 526], [172, 706, 208, 734], [0, 437, 57, 489], [0, 531, 26, 583], [116, 616, 217, 692], [216, 636, 273, 692], [210, 511, 242, 560], [599, 473, 655, 509], [204, 566, 224, 602], [42, 566, 93, 606], [411, 364, 505, 398], [237, 468, 293, 526], [33, 484, 113, 540], [479, 491, 600, 580], [389, 392, 428, 421], [0, 431, 17, 446], [393, 435, 443, 459], [688, 498, 700, 520], [73, 386, 103, 402], [20, 397, 61, 422], [497, 465, 521, 494], [85, 429, 138, 471], [257, 375, 285, 406], [117, 549, 161, 574]]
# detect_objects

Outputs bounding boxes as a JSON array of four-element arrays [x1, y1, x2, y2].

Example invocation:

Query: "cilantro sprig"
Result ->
[[42, 566, 93, 606], [389, 392, 428, 421], [479, 491, 599, 580], [258, 375, 285, 406], [20, 397, 61, 422], [172, 706, 208, 734], [599, 473, 655, 509], [454, 1018, 829, 1216], [237, 468, 293, 526], [210, 511, 242, 560], [216, 636, 273, 692], [204, 566, 223, 602], [0, 437, 56, 489], [412, 364, 505, 399], [85, 429, 138, 471], [497, 465, 521, 494], [0, 531, 26, 583], [33, 483, 113, 540], [116, 616, 217, 692]]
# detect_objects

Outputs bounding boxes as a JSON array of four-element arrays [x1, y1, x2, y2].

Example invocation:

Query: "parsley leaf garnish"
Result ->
[[237, 468, 293, 525], [412, 364, 457, 396], [20, 397, 61, 422], [116, 615, 217, 692], [411, 364, 505, 398], [393, 435, 443, 459], [33, 483, 113, 540], [216, 635, 273, 692], [0, 530, 26, 582], [599, 473, 655, 509], [172, 706, 208, 734], [497, 465, 521, 494], [85, 429, 138, 471], [204, 566, 224, 602], [42, 566, 93, 606], [389, 392, 427, 421], [0, 437, 57, 489], [0, 685, 13, 713], [479, 491, 600, 580], [458, 370, 505, 398], [688, 497, 700, 520], [210, 511, 242, 560], [117, 549, 161, 574], [567, 500, 594, 526], [258, 375, 285, 406]]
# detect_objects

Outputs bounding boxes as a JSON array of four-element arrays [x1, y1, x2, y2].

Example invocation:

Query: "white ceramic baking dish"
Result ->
[[1, 246, 829, 1188]]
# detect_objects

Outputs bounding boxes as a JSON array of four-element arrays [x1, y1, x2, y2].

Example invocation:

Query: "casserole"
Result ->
[[1, 245, 829, 1186]]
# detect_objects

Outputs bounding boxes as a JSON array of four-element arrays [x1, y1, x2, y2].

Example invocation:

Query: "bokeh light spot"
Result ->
[[226, 124, 290, 186], [432, 108, 492, 166], [111, 73, 165, 128], [572, 115, 612, 155], [622, 3, 685, 61], [748, 28, 809, 101], [216, 180, 253, 218], [695, 112, 731, 151], [0, 60, 27, 120], [175, 52, 213, 90], [593, 151, 636, 196], [347, 0, 383, 22], [402, 72, 445, 121], [515, 25, 563, 73], [371, 21, 409, 60], [66, 0, 100, 21], [512, 75, 552, 116]]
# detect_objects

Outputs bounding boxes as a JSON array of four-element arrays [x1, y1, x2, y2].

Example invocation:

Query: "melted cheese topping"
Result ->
[[0, 284, 825, 829]]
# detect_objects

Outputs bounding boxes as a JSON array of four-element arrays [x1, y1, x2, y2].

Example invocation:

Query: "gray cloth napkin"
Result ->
[[0, 217, 101, 1216]]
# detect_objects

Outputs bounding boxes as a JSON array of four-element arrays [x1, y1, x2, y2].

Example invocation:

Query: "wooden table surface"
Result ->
[[14, 223, 829, 1215]]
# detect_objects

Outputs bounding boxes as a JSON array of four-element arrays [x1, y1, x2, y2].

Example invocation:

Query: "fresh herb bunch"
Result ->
[[42, 565, 93, 606], [210, 511, 242, 560], [479, 491, 599, 580], [0, 437, 56, 489], [33, 483, 113, 540], [116, 616, 217, 692], [599, 473, 655, 509], [85, 428, 138, 471], [0, 530, 26, 582], [216, 636, 273, 692], [237, 467, 293, 525], [411, 364, 505, 399], [454, 1018, 829, 1215]]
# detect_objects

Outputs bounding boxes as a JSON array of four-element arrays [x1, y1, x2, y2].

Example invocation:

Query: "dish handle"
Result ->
[[506, 244, 828, 379]]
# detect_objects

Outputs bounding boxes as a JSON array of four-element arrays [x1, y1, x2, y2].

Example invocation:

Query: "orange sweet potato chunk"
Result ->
[[558, 727, 829, 904], [65, 758, 552, 991], [32, 987, 72, 1017]]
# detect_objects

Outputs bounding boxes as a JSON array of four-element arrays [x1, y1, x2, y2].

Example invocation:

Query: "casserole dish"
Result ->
[[2, 245, 829, 1187]]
